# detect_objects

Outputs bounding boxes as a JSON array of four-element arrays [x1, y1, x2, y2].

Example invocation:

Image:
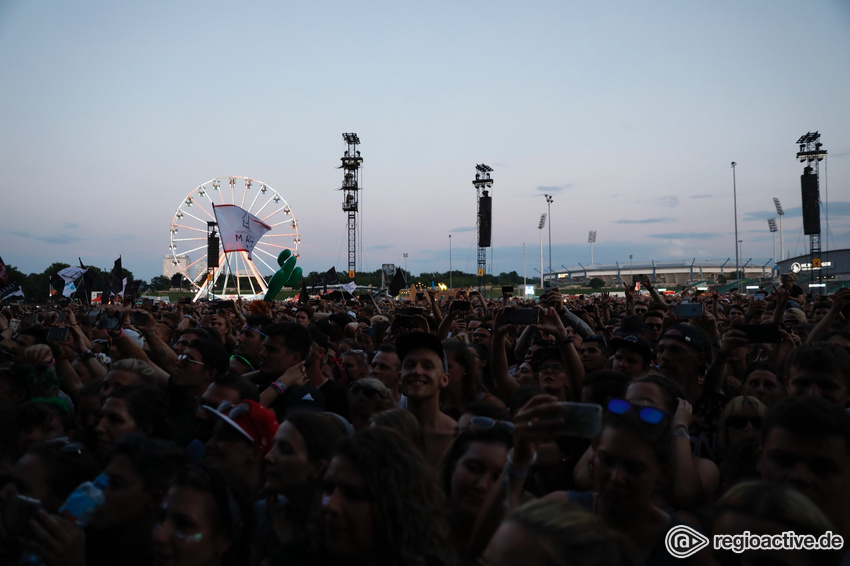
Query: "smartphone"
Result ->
[[738, 323, 781, 343], [754, 292, 766, 301], [87, 309, 101, 325], [450, 300, 471, 313], [46, 326, 69, 343], [130, 311, 149, 327], [97, 312, 123, 330], [502, 286, 514, 294], [21, 313, 37, 327], [415, 292, 425, 301], [506, 308, 539, 325], [633, 274, 650, 285], [56, 311, 67, 322], [673, 303, 703, 318], [405, 307, 424, 316], [559, 402, 603, 438], [3, 494, 41, 538]]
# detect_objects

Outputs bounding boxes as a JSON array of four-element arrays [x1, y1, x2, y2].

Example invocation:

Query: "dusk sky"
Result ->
[[2, 1, 849, 286]]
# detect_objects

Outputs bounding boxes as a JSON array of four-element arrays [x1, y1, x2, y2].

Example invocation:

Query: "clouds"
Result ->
[[648, 232, 722, 239], [655, 196, 680, 207], [615, 217, 674, 224], [10, 231, 82, 244], [535, 184, 573, 193]]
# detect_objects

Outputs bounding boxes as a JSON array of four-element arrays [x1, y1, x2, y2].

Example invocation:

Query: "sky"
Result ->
[[1, 1, 849, 285]]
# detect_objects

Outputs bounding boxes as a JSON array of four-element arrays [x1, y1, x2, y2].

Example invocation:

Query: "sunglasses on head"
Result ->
[[456, 416, 515, 437], [466, 416, 515, 433], [216, 400, 251, 420], [350, 382, 385, 399], [726, 414, 763, 429], [607, 398, 665, 425]]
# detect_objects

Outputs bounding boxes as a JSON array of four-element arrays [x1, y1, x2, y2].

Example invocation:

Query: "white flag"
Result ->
[[213, 204, 271, 259], [63, 281, 77, 298], [58, 266, 87, 285], [342, 281, 357, 294]]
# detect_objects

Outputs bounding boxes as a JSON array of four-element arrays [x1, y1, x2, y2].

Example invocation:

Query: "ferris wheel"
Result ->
[[169, 176, 300, 300]]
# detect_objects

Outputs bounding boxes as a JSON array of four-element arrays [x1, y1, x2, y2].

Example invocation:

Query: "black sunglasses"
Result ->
[[726, 415, 763, 429]]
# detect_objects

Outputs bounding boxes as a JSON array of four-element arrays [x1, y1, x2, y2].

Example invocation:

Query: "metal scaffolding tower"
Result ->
[[472, 164, 493, 291], [339, 133, 363, 278], [795, 132, 827, 288]]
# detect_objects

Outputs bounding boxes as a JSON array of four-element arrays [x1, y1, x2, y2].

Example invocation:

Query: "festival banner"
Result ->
[[213, 204, 271, 259]]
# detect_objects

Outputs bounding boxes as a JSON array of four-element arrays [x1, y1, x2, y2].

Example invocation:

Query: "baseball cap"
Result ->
[[609, 335, 653, 364], [203, 400, 279, 455], [283, 385, 326, 414], [395, 332, 448, 372], [660, 323, 708, 353]]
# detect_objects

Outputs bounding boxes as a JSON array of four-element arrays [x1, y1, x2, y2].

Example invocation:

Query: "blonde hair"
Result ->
[[505, 499, 638, 566], [718, 395, 767, 457]]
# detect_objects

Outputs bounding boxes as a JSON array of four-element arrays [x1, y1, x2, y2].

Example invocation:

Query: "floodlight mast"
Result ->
[[768, 218, 778, 274], [538, 214, 546, 290], [473, 164, 494, 291], [773, 197, 784, 262], [588, 230, 597, 265], [340, 133, 363, 278]]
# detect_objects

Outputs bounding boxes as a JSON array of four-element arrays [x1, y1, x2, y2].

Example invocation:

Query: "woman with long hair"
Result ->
[[255, 410, 346, 565], [440, 421, 512, 559], [441, 339, 504, 420], [313, 428, 454, 566]]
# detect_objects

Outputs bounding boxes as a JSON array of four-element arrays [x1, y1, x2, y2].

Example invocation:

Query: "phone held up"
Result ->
[[559, 402, 602, 437], [506, 308, 539, 325], [672, 303, 703, 319]]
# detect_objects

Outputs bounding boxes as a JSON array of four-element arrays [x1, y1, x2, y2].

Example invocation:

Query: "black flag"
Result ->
[[388, 268, 406, 297], [75, 259, 93, 306], [110, 257, 123, 294], [299, 277, 309, 305], [0, 257, 24, 302]]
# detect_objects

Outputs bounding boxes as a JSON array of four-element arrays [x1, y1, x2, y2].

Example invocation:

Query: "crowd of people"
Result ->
[[0, 273, 849, 565]]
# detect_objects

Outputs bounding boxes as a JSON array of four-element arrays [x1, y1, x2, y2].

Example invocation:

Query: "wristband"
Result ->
[[672, 424, 691, 441], [270, 381, 288, 396], [81, 349, 95, 361]]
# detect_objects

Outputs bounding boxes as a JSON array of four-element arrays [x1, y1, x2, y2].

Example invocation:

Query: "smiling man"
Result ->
[[396, 332, 456, 463]]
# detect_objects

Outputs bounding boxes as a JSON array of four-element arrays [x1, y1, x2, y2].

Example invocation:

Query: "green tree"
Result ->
[[589, 277, 605, 289], [149, 276, 172, 291]]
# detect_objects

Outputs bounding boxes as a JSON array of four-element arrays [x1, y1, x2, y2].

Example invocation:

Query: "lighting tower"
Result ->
[[339, 133, 363, 278], [588, 230, 597, 265], [544, 194, 553, 287], [772, 198, 785, 261], [538, 214, 546, 290], [731, 162, 740, 292], [768, 218, 778, 273], [473, 164, 494, 291], [795, 132, 827, 286]]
